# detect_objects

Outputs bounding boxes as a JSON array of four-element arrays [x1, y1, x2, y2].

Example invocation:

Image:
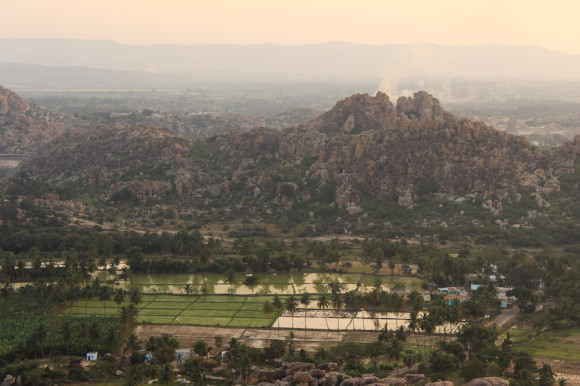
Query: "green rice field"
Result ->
[[65, 294, 289, 327]]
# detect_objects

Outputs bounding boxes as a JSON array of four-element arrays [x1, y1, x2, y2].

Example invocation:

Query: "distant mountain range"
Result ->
[[1, 39, 580, 88]]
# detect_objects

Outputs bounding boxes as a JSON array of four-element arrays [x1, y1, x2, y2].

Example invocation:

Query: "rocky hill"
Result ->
[[16, 125, 211, 198], [12, 91, 580, 211], [0, 86, 66, 154], [219, 91, 580, 209]]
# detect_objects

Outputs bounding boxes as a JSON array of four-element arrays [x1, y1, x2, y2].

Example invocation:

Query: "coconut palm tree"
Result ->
[[407, 311, 422, 352], [285, 296, 298, 331], [224, 268, 236, 287], [184, 284, 194, 295], [99, 285, 112, 316], [419, 313, 434, 355], [331, 292, 344, 331], [244, 275, 259, 295], [129, 287, 142, 306], [262, 300, 274, 326], [114, 288, 126, 310], [317, 294, 330, 330], [388, 339, 404, 376], [272, 295, 283, 336], [300, 292, 311, 333]]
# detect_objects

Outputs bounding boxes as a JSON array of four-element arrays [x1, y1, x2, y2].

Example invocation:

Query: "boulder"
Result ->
[[285, 363, 315, 376], [462, 377, 509, 386], [325, 374, 339, 386], [309, 369, 326, 379], [259, 370, 284, 382], [425, 382, 454, 386], [1, 375, 15, 386], [381, 378, 406, 386], [293, 371, 313, 384], [341, 378, 361, 386], [361, 376, 382, 385], [397, 191, 414, 208]]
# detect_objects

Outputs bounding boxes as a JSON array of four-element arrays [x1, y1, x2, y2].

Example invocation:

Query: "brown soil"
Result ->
[[537, 358, 580, 385]]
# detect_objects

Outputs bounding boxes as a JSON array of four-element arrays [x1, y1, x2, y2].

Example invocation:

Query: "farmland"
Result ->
[[66, 294, 284, 327]]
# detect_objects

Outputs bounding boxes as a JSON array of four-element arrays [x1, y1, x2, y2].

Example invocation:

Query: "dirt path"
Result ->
[[492, 307, 519, 328], [135, 325, 348, 352]]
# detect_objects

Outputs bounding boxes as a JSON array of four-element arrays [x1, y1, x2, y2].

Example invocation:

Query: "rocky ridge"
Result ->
[[16, 125, 211, 198], [11, 90, 580, 207], [255, 362, 508, 386], [219, 91, 580, 208], [0, 86, 66, 154]]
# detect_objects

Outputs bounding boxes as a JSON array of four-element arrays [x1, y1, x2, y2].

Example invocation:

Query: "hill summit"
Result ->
[[219, 91, 579, 209]]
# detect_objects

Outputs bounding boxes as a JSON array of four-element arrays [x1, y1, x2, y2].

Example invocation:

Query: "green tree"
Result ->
[[539, 363, 555, 386], [460, 358, 488, 382]]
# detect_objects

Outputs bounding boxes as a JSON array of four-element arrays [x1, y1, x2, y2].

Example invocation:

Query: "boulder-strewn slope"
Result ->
[[219, 91, 580, 208], [16, 125, 211, 198], [0, 86, 65, 154], [13, 90, 580, 208]]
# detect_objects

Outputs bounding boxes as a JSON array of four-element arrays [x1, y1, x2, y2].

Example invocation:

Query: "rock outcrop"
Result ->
[[0, 86, 65, 154], [218, 91, 579, 207], [12, 89, 580, 209], [462, 377, 510, 386]]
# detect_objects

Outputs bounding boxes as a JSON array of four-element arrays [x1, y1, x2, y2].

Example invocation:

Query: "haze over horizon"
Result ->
[[2, 0, 580, 55]]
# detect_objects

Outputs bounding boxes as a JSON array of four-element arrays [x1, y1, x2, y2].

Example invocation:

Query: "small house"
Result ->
[[444, 294, 469, 306], [86, 352, 98, 361], [175, 348, 191, 362], [390, 288, 410, 300]]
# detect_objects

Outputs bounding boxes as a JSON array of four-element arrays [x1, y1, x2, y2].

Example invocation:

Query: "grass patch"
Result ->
[[515, 328, 580, 361]]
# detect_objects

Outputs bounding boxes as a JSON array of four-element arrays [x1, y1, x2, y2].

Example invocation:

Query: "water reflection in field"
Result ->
[[275, 307, 461, 333], [120, 272, 424, 295]]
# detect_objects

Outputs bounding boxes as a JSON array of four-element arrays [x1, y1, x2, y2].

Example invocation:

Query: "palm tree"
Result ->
[[114, 288, 126, 311], [419, 313, 434, 355], [184, 284, 194, 295], [388, 339, 404, 376], [119, 266, 132, 288], [317, 294, 330, 330], [407, 311, 422, 352], [224, 337, 242, 370], [272, 295, 283, 335], [129, 287, 142, 306], [262, 300, 274, 326], [244, 275, 259, 295], [224, 268, 236, 295], [343, 290, 360, 330], [331, 292, 344, 331], [390, 294, 404, 330], [285, 296, 298, 331], [300, 292, 311, 334], [403, 349, 420, 374], [99, 285, 111, 316]]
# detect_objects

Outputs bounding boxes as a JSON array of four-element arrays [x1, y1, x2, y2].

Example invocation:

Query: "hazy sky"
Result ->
[[2, 0, 579, 55]]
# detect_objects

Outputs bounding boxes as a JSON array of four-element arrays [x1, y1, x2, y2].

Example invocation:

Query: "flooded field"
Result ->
[[275, 307, 461, 333], [110, 272, 425, 295]]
